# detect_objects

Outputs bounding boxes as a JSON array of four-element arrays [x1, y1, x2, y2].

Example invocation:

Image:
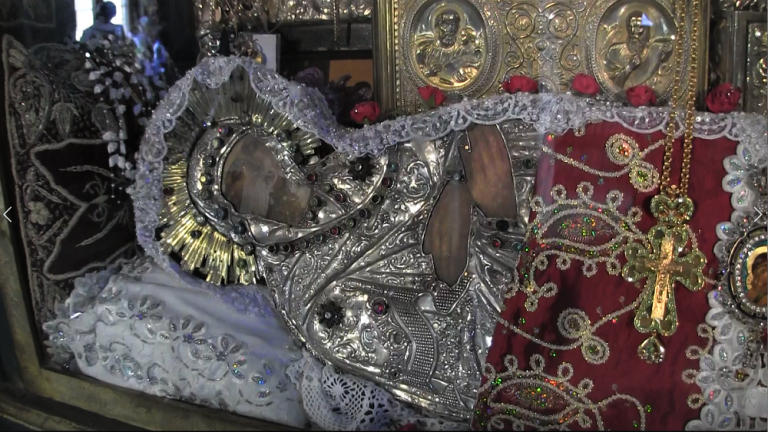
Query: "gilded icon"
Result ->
[[411, 1, 486, 89], [726, 227, 768, 319], [588, 0, 677, 99], [745, 246, 767, 307]]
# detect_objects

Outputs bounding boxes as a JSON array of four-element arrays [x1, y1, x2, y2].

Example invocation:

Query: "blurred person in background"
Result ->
[[81, 1, 124, 42]]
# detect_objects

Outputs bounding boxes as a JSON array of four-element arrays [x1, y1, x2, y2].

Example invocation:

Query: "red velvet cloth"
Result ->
[[471, 121, 736, 430]]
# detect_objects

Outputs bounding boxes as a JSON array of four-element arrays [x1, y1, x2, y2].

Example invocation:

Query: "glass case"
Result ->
[[0, 0, 765, 431]]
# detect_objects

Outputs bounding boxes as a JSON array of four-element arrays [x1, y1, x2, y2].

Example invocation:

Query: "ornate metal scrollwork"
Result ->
[[156, 62, 542, 417], [383, 0, 704, 112]]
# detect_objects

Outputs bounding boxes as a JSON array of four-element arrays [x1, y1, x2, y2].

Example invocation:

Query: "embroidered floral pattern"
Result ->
[[42, 259, 306, 427], [541, 134, 663, 193]]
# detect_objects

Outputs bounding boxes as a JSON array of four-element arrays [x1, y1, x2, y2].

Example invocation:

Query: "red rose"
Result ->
[[350, 101, 380, 125], [706, 83, 742, 113], [397, 424, 418, 431], [417, 86, 446, 108], [572, 73, 600, 96], [625, 85, 657, 107], [502, 75, 538, 94]]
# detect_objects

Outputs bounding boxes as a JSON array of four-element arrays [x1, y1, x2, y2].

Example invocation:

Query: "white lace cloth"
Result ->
[[685, 292, 768, 431], [287, 351, 468, 431], [43, 259, 309, 429]]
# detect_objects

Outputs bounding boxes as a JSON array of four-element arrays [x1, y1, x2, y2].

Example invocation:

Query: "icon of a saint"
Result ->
[[746, 248, 767, 307], [414, 6, 484, 88], [602, 11, 674, 89], [221, 136, 311, 225]]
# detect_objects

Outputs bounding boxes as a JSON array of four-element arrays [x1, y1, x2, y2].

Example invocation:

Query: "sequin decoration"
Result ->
[[541, 135, 662, 193], [557, 215, 615, 246], [629, 162, 661, 193], [511, 182, 644, 312], [606, 134, 638, 165], [473, 354, 647, 430]]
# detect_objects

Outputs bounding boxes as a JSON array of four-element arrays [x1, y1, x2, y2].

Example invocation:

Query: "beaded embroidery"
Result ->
[[473, 354, 647, 430], [511, 182, 644, 312], [540, 134, 662, 193]]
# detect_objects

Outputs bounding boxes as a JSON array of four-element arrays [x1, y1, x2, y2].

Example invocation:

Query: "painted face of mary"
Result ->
[[221, 135, 311, 225], [747, 252, 767, 307]]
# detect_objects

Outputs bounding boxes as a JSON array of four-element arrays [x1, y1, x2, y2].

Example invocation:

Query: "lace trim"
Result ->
[[286, 351, 468, 431], [130, 56, 768, 279], [688, 110, 768, 430], [685, 292, 768, 431], [42, 259, 306, 428]]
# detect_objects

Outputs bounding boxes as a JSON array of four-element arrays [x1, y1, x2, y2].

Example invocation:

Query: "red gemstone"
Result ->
[[372, 299, 388, 315], [334, 192, 345, 203], [382, 177, 393, 188], [491, 238, 502, 248], [162, 187, 174, 196], [307, 173, 317, 183], [330, 226, 340, 236]]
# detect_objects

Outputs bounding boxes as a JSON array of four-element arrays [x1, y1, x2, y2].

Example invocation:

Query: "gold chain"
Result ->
[[659, 0, 700, 198]]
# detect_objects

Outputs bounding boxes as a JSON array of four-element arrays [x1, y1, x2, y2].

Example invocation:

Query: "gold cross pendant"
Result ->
[[622, 195, 706, 363]]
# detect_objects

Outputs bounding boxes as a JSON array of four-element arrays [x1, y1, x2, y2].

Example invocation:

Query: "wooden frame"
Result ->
[[0, 159, 296, 431]]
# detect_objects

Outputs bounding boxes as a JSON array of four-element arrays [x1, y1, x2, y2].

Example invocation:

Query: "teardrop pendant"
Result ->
[[638, 334, 666, 364]]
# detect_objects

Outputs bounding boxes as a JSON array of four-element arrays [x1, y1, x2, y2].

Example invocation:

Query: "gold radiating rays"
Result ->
[[160, 159, 259, 285], [158, 65, 320, 285]]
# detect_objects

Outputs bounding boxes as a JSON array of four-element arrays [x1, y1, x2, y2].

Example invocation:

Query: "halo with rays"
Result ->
[[158, 64, 320, 285]]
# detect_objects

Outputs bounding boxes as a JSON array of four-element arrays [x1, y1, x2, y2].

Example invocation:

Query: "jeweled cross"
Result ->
[[622, 225, 706, 336]]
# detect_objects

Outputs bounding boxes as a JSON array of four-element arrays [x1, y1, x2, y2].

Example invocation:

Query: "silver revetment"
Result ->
[[159, 64, 538, 418], [260, 129, 539, 418]]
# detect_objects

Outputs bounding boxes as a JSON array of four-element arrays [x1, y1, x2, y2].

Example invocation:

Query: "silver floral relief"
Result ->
[[269, 0, 373, 22], [3, 36, 136, 329], [746, 22, 767, 115], [256, 129, 533, 418]]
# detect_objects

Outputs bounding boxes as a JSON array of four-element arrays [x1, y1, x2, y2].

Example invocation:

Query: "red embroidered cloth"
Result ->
[[471, 122, 735, 430]]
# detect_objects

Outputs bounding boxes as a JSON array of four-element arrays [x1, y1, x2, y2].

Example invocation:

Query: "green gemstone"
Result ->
[[236, 258, 247, 269]]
